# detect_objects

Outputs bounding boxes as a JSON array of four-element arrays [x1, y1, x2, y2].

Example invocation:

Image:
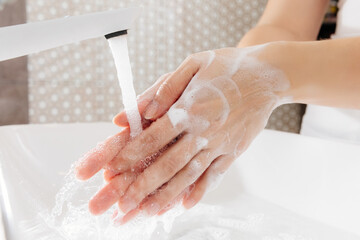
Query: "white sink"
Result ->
[[0, 123, 359, 239]]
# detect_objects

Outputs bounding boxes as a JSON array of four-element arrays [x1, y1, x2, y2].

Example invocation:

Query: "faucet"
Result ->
[[0, 7, 140, 61]]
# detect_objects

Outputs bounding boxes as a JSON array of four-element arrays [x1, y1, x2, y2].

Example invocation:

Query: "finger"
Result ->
[[103, 169, 114, 182], [114, 208, 141, 225], [156, 184, 194, 216], [112, 101, 149, 128], [144, 56, 201, 120], [156, 191, 185, 216], [156, 204, 173, 216], [115, 191, 155, 224], [88, 172, 136, 215], [117, 134, 208, 214], [113, 73, 172, 127], [141, 149, 215, 216], [104, 147, 161, 181], [183, 154, 234, 209], [107, 114, 185, 173], [75, 128, 130, 180], [114, 207, 141, 226]]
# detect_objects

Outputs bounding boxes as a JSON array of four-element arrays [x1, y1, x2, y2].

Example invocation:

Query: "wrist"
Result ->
[[238, 25, 304, 48], [258, 41, 311, 105]]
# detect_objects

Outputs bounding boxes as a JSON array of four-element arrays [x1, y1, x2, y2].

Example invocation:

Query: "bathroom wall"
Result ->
[[0, 0, 28, 126], [23, 0, 304, 133]]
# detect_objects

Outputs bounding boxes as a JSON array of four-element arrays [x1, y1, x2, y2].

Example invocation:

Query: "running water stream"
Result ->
[[107, 34, 142, 137]]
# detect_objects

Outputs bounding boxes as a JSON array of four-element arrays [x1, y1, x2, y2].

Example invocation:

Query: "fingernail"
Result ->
[[112, 114, 128, 126], [144, 101, 159, 120], [120, 196, 137, 214], [112, 209, 125, 227], [112, 114, 118, 123], [114, 215, 131, 226], [112, 117, 119, 125], [144, 202, 160, 217], [74, 161, 89, 181], [112, 209, 119, 219], [184, 198, 197, 209], [113, 216, 123, 227], [184, 184, 195, 198]]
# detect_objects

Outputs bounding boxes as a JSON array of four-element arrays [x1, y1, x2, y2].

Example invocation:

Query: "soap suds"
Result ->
[[165, 46, 291, 168], [167, 108, 189, 129], [205, 172, 225, 194], [195, 137, 208, 152]]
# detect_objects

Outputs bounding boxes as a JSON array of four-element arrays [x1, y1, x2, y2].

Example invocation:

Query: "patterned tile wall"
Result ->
[[0, 0, 28, 126], [26, 0, 304, 133]]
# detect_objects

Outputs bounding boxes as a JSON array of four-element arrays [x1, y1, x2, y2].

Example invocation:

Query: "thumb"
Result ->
[[144, 55, 201, 120], [113, 72, 172, 127]]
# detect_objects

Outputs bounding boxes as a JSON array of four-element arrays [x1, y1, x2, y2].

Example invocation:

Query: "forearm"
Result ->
[[238, 24, 306, 48], [263, 38, 360, 109], [238, 0, 328, 48]]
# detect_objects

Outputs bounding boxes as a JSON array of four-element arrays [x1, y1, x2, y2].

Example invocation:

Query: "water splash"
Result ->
[[19, 165, 186, 240], [19, 172, 360, 240]]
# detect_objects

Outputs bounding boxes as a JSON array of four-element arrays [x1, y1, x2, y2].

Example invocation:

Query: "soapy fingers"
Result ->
[[115, 54, 203, 126], [75, 128, 130, 180], [106, 114, 183, 174], [88, 172, 136, 215], [183, 154, 234, 209], [140, 149, 216, 216], [118, 153, 233, 221], [117, 134, 207, 214], [143, 55, 201, 120], [113, 72, 172, 127]]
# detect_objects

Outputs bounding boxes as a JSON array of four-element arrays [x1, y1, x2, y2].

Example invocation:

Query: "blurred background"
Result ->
[[0, 0, 338, 133]]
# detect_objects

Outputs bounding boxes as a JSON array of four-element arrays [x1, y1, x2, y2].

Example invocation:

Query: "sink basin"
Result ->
[[0, 123, 359, 239]]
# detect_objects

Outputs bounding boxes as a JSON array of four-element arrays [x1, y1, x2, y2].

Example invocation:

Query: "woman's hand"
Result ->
[[76, 45, 290, 223]]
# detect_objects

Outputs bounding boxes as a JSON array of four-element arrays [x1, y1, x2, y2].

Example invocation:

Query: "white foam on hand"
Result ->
[[167, 45, 290, 159]]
